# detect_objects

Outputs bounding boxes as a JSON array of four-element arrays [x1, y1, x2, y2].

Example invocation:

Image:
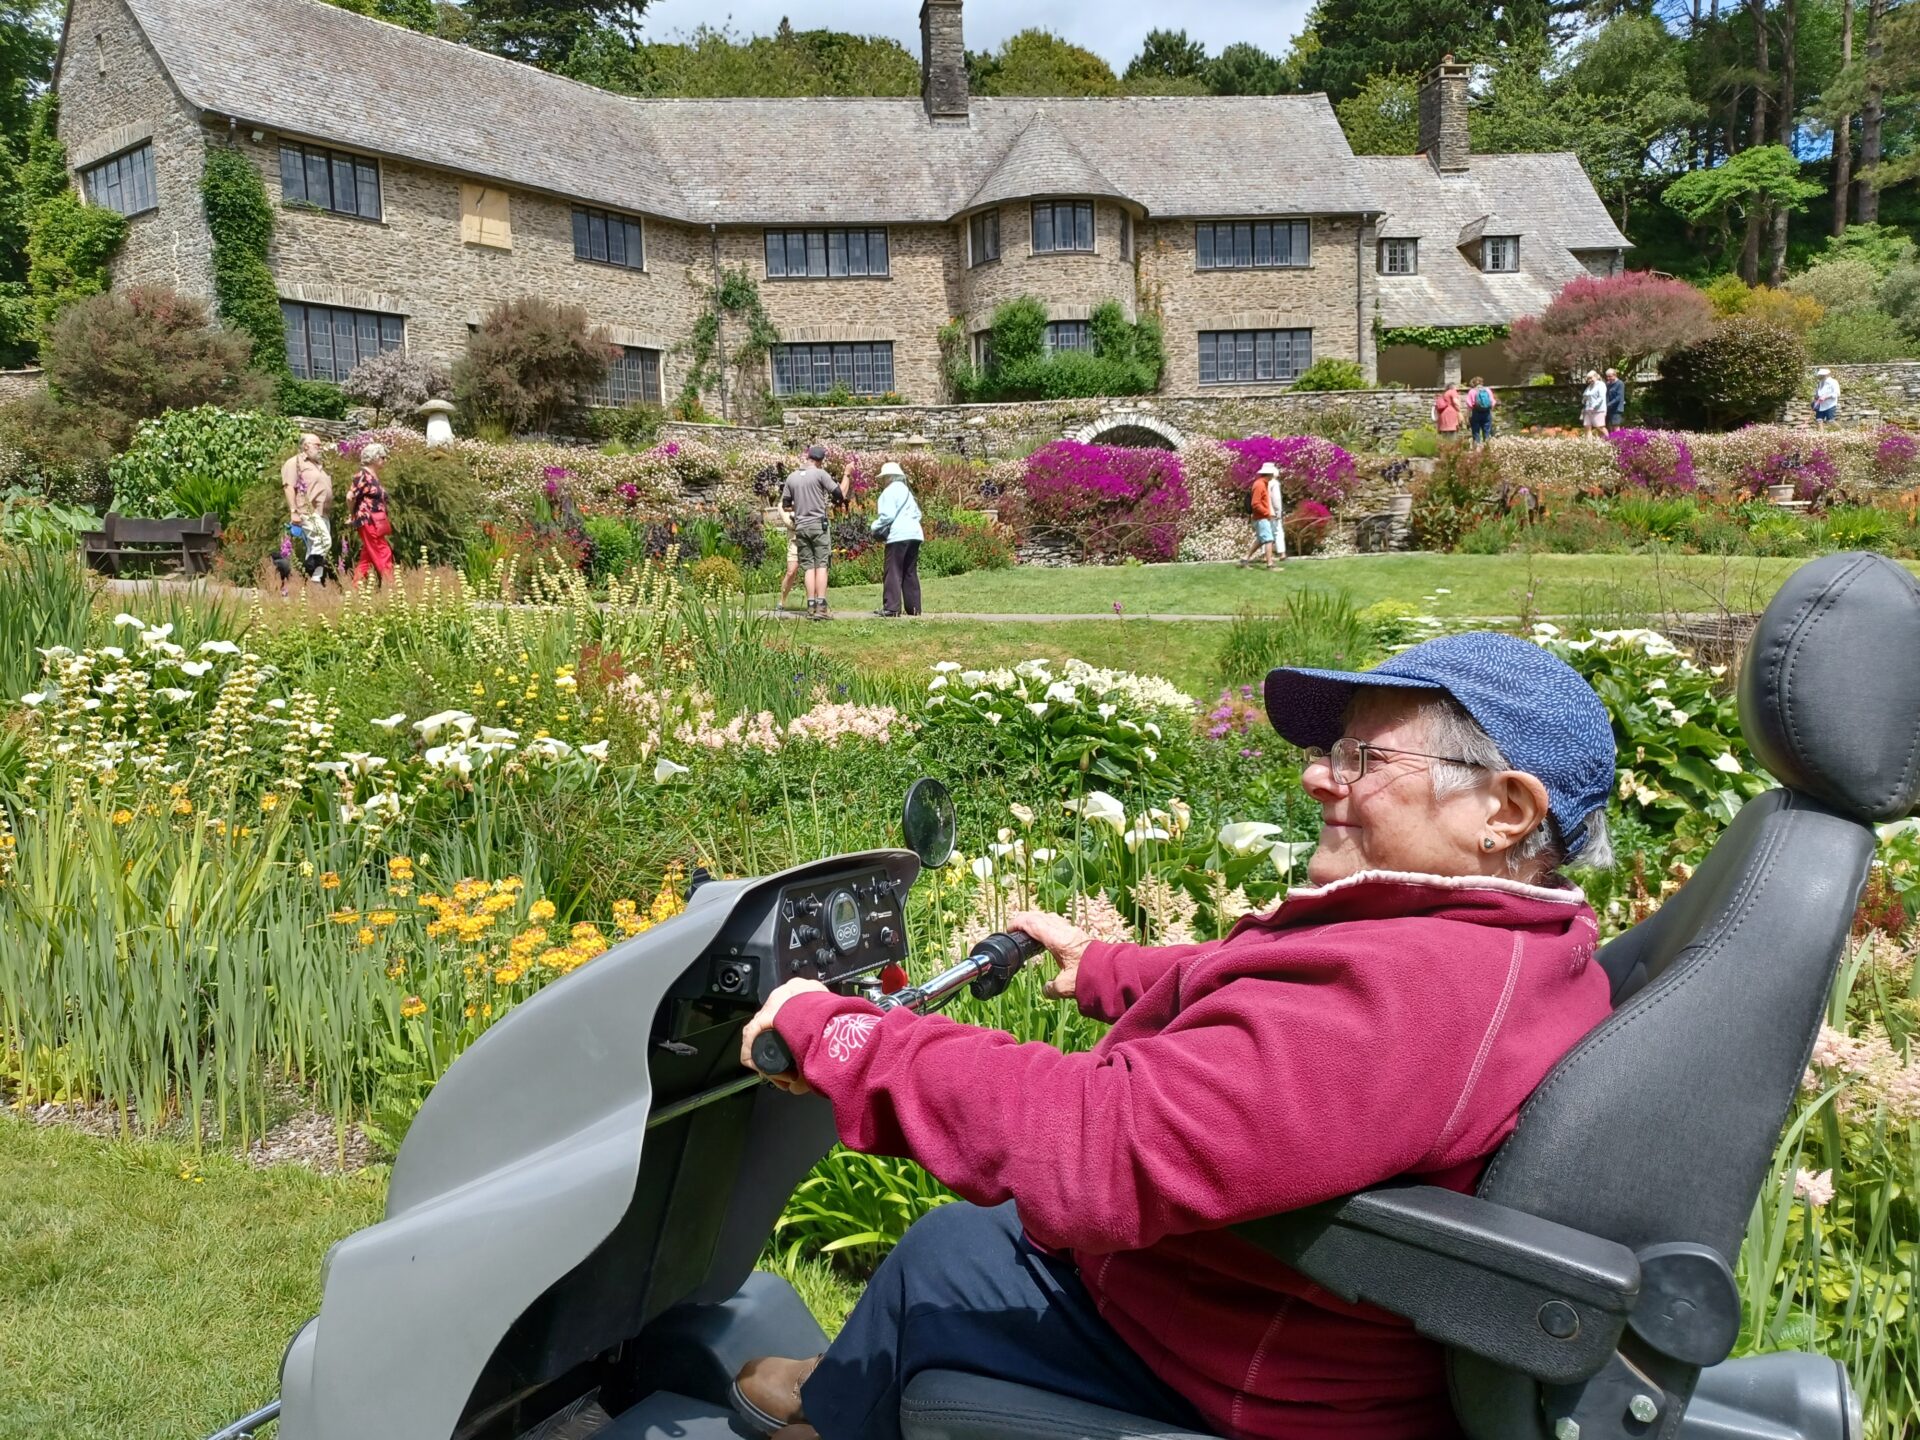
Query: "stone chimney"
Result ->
[[1418, 55, 1470, 174], [920, 0, 969, 125]]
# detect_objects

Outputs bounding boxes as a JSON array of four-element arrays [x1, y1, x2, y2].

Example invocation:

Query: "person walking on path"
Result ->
[[281, 432, 328, 526], [870, 461, 924, 618], [1467, 376, 1497, 446], [302, 458, 334, 587], [347, 442, 396, 589], [1238, 461, 1285, 570], [781, 443, 849, 621], [1604, 368, 1626, 429], [1812, 369, 1841, 425], [1433, 382, 1463, 444], [1580, 371, 1607, 432]]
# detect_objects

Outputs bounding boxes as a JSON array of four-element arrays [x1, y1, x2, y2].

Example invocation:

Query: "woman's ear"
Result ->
[[1486, 770, 1552, 850]]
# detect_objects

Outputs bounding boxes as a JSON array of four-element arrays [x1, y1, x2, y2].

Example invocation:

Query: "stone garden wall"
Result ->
[[1776, 362, 1920, 428]]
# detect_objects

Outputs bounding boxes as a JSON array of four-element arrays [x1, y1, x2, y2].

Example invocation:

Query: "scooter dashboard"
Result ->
[[679, 860, 912, 1012]]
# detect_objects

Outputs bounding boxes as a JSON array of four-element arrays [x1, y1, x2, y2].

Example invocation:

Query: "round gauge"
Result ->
[[828, 889, 862, 952]]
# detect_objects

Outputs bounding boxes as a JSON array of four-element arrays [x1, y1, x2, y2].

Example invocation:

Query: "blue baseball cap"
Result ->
[[1263, 632, 1616, 855]]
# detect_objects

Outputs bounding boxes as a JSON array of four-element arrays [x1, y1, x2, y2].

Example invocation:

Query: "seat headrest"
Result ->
[[1739, 552, 1920, 823]]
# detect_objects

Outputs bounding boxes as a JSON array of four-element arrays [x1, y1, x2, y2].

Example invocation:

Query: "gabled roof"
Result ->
[[1359, 153, 1629, 329], [963, 110, 1128, 215], [93, 0, 1386, 224]]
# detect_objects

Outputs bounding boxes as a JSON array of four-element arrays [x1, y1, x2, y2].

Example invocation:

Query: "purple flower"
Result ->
[[1743, 445, 1837, 503], [543, 479, 559, 498], [1113, 600, 1124, 615], [1017, 441, 1191, 562], [1607, 429, 1697, 493], [616, 481, 640, 503], [544, 466, 572, 481], [1221, 435, 1359, 507], [1875, 426, 1917, 480]]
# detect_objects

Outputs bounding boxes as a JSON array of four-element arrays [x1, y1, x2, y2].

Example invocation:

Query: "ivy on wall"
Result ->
[[1377, 323, 1510, 352], [5, 97, 126, 361], [201, 145, 287, 377], [678, 264, 778, 419]]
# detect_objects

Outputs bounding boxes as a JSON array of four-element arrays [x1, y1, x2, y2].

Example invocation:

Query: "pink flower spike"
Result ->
[[1792, 1168, 1835, 1210]]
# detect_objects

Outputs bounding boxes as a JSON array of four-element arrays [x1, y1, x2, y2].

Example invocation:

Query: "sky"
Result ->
[[628, 0, 1316, 71]]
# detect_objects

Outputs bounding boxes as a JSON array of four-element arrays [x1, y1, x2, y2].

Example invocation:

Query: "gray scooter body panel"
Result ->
[[278, 852, 914, 1440]]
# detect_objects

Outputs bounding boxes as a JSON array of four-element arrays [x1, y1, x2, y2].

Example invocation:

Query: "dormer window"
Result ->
[[1379, 238, 1417, 275], [1483, 236, 1519, 272]]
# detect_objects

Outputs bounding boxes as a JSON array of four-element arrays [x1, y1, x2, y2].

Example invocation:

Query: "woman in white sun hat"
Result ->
[[870, 460, 924, 618]]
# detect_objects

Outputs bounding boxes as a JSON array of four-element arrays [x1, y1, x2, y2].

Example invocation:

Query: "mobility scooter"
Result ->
[[213, 551, 1920, 1440]]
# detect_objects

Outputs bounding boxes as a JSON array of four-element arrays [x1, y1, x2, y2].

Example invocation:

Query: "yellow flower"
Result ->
[[259, 792, 280, 813], [530, 898, 557, 921], [538, 946, 574, 971], [387, 961, 406, 979], [370, 909, 398, 927], [570, 921, 603, 943], [401, 995, 426, 1019], [357, 927, 376, 946], [320, 871, 341, 890], [331, 908, 360, 925], [111, 808, 133, 826], [172, 797, 193, 816], [389, 856, 415, 878], [494, 966, 522, 986]]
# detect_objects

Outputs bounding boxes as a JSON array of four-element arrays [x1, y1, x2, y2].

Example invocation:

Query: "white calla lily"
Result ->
[[1167, 799, 1191, 834], [928, 674, 948, 690], [1270, 840, 1319, 875], [415, 710, 475, 739], [528, 737, 574, 760], [1026, 701, 1048, 717], [480, 727, 519, 743], [20, 691, 45, 706], [156, 687, 192, 702], [1123, 821, 1171, 850], [312, 761, 351, 776], [1712, 752, 1742, 774], [1065, 790, 1126, 830], [371, 713, 407, 730], [581, 739, 610, 762], [177, 660, 213, 678], [1009, 802, 1035, 825], [1044, 681, 1079, 705], [970, 856, 996, 880], [1218, 821, 1284, 855], [933, 661, 962, 673], [197, 639, 239, 655], [112, 613, 144, 628], [653, 756, 689, 782]]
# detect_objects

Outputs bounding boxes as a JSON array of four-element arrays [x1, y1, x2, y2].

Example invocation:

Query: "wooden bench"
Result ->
[[80, 513, 222, 578]]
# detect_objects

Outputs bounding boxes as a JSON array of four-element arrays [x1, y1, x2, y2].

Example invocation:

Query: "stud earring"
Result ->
[[1481, 836, 1497, 851]]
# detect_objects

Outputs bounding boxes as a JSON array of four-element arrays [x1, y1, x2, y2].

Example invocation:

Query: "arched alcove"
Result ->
[[1068, 413, 1187, 450]]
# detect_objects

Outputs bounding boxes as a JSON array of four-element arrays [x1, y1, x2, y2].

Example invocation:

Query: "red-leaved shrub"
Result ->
[[1507, 273, 1714, 382]]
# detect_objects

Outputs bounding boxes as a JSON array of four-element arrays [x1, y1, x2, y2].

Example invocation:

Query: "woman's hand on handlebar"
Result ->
[[1005, 910, 1093, 1001], [740, 976, 828, 1093]]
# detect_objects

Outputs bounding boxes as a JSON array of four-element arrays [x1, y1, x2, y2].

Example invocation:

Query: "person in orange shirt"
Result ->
[[1238, 461, 1284, 570], [1432, 382, 1463, 444]]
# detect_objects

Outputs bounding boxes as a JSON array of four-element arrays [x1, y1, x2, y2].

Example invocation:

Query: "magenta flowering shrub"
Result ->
[[1743, 444, 1840, 505], [1284, 500, 1334, 555], [1220, 435, 1359, 507], [1875, 426, 1917, 482], [1606, 428, 1698, 493], [1016, 441, 1191, 561]]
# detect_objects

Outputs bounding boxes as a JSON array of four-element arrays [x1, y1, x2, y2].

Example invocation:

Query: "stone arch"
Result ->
[[1069, 412, 1187, 451]]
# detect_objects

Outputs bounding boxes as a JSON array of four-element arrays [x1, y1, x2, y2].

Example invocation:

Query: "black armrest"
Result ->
[[1232, 1186, 1640, 1386]]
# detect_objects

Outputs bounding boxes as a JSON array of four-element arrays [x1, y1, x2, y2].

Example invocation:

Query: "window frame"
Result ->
[[1482, 235, 1520, 273], [591, 345, 664, 407], [280, 301, 404, 384], [769, 341, 896, 398], [1044, 320, 1093, 356], [1194, 218, 1311, 271], [278, 141, 383, 222], [572, 205, 647, 272], [80, 142, 158, 218], [968, 210, 1000, 268], [1378, 238, 1419, 275], [1031, 200, 1096, 256], [763, 228, 891, 280], [1197, 328, 1314, 386]]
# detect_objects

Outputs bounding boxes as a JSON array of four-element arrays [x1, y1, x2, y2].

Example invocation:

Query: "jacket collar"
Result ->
[[1252, 868, 1589, 931]]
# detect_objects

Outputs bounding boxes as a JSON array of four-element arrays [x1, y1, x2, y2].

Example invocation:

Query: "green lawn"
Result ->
[[0, 1119, 859, 1440], [817, 553, 1869, 619]]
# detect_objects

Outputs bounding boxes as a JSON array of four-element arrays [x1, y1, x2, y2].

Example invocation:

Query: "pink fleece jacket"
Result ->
[[772, 870, 1612, 1440]]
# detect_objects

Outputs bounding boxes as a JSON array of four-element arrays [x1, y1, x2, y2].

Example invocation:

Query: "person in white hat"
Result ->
[[1238, 461, 1285, 571], [870, 460, 924, 617], [1812, 368, 1841, 425]]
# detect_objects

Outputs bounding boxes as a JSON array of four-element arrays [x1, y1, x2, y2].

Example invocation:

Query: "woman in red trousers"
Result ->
[[347, 442, 395, 588]]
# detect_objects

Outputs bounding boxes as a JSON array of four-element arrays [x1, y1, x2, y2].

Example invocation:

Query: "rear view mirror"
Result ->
[[902, 778, 956, 869]]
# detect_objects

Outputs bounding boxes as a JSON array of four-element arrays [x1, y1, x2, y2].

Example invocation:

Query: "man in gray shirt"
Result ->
[[780, 443, 849, 621]]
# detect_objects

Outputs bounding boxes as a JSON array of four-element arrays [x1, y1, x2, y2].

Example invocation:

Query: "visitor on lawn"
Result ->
[[734, 632, 1618, 1440], [1813, 368, 1841, 425], [1580, 371, 1607, 431], [1467, 377, 1496, 445], [1238, 461, 1284, 570], [280, 432, 328, 526], [870, 461, 923, 619], [1604, 368, 1626, 429], [780, 443, 849, 622], [1432, 381, 1463, 443], [347, 442, 395, 589]]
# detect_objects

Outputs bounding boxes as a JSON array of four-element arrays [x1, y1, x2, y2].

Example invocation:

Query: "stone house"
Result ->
[[53, 0, 1627, 416]]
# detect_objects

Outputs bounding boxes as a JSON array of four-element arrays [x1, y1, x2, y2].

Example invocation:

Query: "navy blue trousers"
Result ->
[[801, 1200, 1207, 1440]]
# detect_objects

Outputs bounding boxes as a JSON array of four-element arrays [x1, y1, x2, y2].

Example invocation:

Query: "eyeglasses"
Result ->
[[1303, 737, 1489, 787]]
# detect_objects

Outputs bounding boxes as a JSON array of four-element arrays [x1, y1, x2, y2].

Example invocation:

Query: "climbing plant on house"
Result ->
[[201, 145, 286, 375], [678, 265, 778, 420], [1377, 323, 1510, 353], [11, 97, 125, 359]]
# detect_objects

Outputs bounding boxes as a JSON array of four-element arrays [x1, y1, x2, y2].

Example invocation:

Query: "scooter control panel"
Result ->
[[775, 867, 906, 984]]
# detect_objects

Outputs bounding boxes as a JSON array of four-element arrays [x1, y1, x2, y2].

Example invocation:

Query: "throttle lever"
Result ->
[[967, 929, 1044, 1000]]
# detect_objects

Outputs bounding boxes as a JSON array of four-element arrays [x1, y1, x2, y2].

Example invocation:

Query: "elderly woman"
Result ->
[[735, 632, 1617, 1440], [1581, 370, 1608, 432], [347, 442, 395, 588]]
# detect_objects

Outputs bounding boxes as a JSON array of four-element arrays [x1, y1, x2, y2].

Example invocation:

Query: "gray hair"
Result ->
[[360, 442, 389, 464], [1419, 695, 1612, 878]]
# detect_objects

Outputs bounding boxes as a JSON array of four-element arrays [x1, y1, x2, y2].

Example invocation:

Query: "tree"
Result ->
[[567, 23, 917, 97], [1125, 29, 1207, 83], [320, 0, 437, 32], [453, 296, 613, 434], [41, 286, 267, 449], [1334, 73, 1418, 153], [1659, 316, 1807, 426], [1205, 42, 1295, 95], [1505, 272, 1716, 381], [464, 0, 649, 69], [1662, 145, 1824, 282], [968, 29, 1120, 97], [1295, 0, 1496, 101]]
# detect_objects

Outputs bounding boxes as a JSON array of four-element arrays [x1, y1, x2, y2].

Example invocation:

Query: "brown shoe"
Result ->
[[772, 1429, 820, 1440], [732, 1354, 822, 1436]]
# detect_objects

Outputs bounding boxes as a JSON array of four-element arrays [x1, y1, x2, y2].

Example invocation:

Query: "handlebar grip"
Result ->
[[967, 929, 1045, 1001], [751, 1029, 796, 1077]]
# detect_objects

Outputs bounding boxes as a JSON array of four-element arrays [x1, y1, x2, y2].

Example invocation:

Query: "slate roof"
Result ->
[[106, 0, 1383, 223], [1362, 154, 1630, 329]]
